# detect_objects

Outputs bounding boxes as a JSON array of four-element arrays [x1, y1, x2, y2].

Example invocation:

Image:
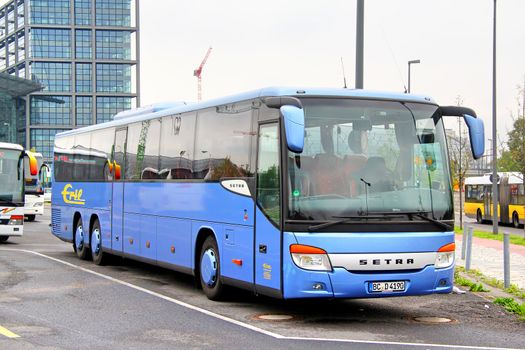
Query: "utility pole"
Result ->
[[355, 0, 364, 89], [491, 0, 498, 238], [459, 117, 463, 228], [491, 0, 509, 289]]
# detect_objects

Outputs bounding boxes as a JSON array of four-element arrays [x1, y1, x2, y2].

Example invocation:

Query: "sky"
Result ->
[[139, 0, 525, 146]]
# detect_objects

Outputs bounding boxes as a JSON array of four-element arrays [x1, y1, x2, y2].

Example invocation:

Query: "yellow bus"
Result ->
[[464, 172, 524, 228]]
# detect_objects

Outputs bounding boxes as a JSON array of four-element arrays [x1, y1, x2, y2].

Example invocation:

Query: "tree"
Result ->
[[447, 96, 472, 228], [501, 81, 525, 182], [506, 117, 525, 181], [498, 148, 519, 172], [449, 129, 473, 189], [448, 96, 472, 190]]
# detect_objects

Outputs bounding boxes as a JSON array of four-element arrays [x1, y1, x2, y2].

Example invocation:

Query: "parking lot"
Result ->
[[0, 206, 524, 350]]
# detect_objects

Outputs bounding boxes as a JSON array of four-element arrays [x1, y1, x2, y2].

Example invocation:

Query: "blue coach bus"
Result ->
[[50, 87, 484, 300]]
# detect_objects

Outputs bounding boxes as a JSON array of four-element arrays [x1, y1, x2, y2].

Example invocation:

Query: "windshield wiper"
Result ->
[[307, 211, 452, 232], [307, 216, 371, 232]]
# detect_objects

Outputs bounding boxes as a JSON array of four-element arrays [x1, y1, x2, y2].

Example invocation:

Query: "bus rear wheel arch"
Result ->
[[198, 234, 224, 300]]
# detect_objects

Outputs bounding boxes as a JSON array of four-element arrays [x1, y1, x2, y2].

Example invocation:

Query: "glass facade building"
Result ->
[[0, 0, 140, 161]]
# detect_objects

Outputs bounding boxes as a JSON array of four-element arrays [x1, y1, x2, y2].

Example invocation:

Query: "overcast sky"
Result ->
[[2, 0, 522, 145], [140, 0, 525, 145]]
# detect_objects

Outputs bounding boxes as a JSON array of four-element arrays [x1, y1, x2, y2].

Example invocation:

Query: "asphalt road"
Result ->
[[0, 206, 524, 350]]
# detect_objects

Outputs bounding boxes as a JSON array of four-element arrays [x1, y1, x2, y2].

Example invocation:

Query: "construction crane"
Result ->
[[194, 47, 212, 101]]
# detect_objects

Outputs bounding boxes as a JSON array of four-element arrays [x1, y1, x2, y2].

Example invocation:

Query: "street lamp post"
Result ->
[[407, 59, 421, 93], [355, 0, 364, 89], [3, 122, 10, 143]]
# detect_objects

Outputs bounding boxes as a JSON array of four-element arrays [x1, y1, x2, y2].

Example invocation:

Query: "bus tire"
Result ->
[[90, 219, 107, 265], [26, 215, 35, 222], [199, 236, 224, 300], [476, 209, 483, 224], [74, 217, 90, 260], [0, 236, 8, 243], [512, 212, 520, 229]]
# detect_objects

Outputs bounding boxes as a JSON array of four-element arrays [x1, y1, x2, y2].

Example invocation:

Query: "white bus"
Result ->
[[0, 142, 37, 242]]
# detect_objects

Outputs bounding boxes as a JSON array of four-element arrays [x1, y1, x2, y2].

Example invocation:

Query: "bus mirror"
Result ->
[[26, 152, 38, 176], [440, 106, 485, 160], [114, 162, 122, 180], [280, 105, 305, 153], [463, 114, 485, 160]]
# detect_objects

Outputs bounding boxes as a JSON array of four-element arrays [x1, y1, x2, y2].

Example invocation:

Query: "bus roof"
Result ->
[[0, 142, 23, 152], [55, 87, 437, 139], [465, 172, 524, 185]]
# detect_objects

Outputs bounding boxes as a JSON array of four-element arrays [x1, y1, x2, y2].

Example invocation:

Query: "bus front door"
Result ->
[[254, 123, 282, 297], [484, 186, 492, 221], [111, 128, 127, 253]]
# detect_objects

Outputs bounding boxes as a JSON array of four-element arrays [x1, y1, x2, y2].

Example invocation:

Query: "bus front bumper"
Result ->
[[283, 264, 454, 299], [0, 225, 23, 237]]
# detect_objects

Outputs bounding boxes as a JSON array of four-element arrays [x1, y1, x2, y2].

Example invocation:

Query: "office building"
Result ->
[[0, 0, 140, 160]]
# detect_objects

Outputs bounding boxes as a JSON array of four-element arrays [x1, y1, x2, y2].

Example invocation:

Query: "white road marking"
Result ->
[[1, 248, 522, 350]]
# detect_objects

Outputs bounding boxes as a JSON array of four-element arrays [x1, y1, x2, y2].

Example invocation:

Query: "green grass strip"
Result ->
[[455, 226, 525, 246], [493, 297, 525, 320], [454, 269, 490, 292], [456, 266, 525, 299]]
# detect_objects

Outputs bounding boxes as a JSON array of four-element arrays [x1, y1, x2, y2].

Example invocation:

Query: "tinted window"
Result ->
[[73, 132, 91, 181], [194, 103, 255, 181], [90, 127, 115, 181], [159, 113, 196, 180], [54, 135, 75, 181], [125, 119, 161, 180]]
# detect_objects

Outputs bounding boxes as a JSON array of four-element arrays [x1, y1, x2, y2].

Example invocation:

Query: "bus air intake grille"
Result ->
[[51, 208, 61, 234]]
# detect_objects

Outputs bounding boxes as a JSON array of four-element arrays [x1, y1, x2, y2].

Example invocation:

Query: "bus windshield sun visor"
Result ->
[[262, 96, 303, 109]]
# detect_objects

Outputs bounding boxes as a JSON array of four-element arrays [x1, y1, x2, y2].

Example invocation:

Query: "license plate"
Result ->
[[370, 281, 406, 293]]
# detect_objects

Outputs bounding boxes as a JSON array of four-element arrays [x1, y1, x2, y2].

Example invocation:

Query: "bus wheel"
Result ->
[[26, 215, 35, 222], [199, 236, 224, 300], [476, 210, 483, 224], [0, 236, 8, 243], [512, 212, 520, 229], [90, 219, 108, 265], [74, 218, 90, 260]]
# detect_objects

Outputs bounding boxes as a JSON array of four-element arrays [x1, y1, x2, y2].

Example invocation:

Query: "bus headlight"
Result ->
[[290, 244, 332, 271], [435, 243, 455, 269]]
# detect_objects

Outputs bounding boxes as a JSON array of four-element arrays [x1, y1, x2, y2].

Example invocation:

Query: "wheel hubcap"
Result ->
[[201, 248, 217, 287], [75, 225, 84, 250], [91, 228, 101, 255]]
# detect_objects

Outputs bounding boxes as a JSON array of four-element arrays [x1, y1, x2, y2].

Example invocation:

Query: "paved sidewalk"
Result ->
[[455, 234, 525, 290]]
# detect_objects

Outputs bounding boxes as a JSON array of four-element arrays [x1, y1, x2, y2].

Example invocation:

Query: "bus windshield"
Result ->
[[287, 98, 453, 225], [0, 148, 24, 206]]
